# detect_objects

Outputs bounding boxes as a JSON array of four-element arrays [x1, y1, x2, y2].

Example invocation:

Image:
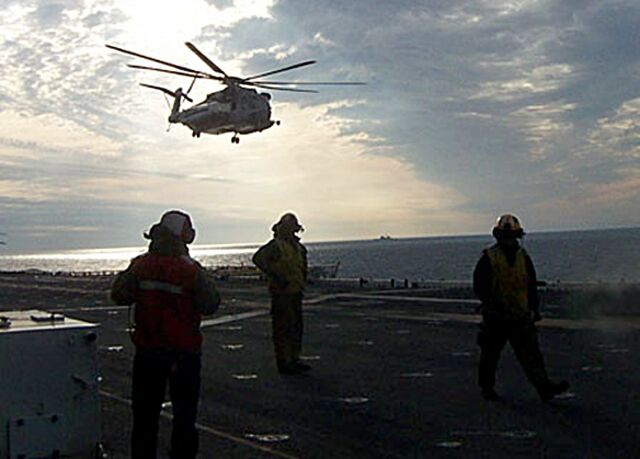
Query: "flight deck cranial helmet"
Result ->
[[145, 210, 196, 244], [272, 212, 304, 234], [492, 213, 524, 239]]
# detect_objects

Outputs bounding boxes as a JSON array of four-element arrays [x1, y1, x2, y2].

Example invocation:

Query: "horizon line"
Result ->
[[1, 224, 638, 258]]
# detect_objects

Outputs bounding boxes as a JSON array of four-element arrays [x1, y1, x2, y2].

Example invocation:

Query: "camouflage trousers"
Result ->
[[477, 319, 550, 393], [271, 292, 303, 369]]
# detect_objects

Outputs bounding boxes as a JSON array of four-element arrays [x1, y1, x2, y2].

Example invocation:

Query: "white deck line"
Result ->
[[341, 293, 480, 304], [304, 293, 479, 305], [48, 305, 130, 312], [99, 389, 300, 459], [201, 310, 269, 328]]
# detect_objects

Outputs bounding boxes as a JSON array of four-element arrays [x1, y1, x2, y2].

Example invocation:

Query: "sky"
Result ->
[[0, 0, 639, 253]]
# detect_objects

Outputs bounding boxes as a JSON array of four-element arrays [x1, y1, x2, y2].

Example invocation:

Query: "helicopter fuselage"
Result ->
[[169, 86, 275, 140]]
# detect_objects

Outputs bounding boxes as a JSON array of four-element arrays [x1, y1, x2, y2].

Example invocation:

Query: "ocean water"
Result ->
[[0, 228, 638, 282]]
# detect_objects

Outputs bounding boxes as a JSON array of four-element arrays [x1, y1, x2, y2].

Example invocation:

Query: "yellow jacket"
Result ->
[[482, 245, 532, 321], [252, 236, 308, 294]]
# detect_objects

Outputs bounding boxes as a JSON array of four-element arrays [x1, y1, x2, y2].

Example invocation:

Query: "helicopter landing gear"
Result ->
[[231, 135, 240, 144]]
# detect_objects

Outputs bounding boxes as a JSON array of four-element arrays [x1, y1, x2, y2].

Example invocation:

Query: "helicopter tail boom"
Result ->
[[139, 84, 191, 121]]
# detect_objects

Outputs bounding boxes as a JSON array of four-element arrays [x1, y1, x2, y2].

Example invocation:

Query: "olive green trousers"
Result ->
[[271, 292, 303, 369]]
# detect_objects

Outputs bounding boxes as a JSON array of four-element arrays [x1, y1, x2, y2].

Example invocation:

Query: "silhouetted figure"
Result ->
[[253, 213, 310, 374], [473, 214, 569, 401], [111, 210, 220, 458]]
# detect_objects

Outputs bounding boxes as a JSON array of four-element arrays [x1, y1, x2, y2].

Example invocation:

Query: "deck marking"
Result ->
[[334, 293, 480, 304], [99, 389, 301, 459], [201, 310, 268, 328], [49, 305, 129, 312]]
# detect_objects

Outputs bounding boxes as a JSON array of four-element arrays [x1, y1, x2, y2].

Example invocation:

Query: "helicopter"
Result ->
[[106, 42, 364, 143]]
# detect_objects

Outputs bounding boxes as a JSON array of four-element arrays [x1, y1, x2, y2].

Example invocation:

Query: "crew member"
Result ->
[[111, 210, 220, 458], [473, 214, 569, 401], [253, 213, 310, 374]]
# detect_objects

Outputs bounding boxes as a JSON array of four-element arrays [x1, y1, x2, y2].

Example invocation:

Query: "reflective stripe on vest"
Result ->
[[485, 246, 530, 320]]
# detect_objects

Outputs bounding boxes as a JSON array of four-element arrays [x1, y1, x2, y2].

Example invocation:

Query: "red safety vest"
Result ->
[[131, 253, 202, 352]]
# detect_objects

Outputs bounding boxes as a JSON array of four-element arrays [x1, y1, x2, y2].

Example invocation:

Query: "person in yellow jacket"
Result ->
[[473, 214, 569, 401], [253, 213, 310, 374]]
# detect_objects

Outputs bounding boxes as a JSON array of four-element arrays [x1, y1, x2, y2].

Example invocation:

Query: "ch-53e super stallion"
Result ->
[[106, 42, 364, 144]]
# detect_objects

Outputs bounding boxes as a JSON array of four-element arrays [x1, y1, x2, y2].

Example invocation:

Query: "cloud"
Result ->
[[471, 65, 575, 102], [30, 3, 66, 27], [507, 101, 577, 159], [0, 98, 470, 251], [588, 97, 640, 160], [187, 101, 471, 240], [1, 0, 639, 253], [204, 0, 234, 8], [532, 165, 640, 230]]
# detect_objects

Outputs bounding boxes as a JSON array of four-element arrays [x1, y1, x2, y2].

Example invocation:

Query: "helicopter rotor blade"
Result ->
[[243, 60, 316, 81], [184, 42, 228, 77], [106, 44, 208, 76], [187, 75, 198, 94], [140, 83, 193, 102], [249, 80, 366, 86], [247, 82, 318, 93], [140, 83, 174, 97], [127, 64, 222, 81]]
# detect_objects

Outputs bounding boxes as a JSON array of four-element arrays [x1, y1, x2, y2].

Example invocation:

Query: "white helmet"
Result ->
[[144, 210, 196, 244], [492, 213, 524, 238]]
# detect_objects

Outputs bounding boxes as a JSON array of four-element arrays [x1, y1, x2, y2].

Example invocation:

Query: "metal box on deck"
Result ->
[[0, 310, 100, 459]]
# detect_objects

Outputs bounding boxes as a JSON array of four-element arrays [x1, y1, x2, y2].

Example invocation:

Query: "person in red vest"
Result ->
[[111, 210, 220, 459], [473, 213, 568, 402]]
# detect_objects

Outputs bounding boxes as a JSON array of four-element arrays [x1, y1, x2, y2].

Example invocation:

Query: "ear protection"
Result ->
[[181, 226, 196, 244], [157, 210, 196, 244], [492, 213, 524, 239]]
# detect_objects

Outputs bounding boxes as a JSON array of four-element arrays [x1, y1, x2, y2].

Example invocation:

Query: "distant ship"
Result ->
[[378, 234, 394, 241]]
